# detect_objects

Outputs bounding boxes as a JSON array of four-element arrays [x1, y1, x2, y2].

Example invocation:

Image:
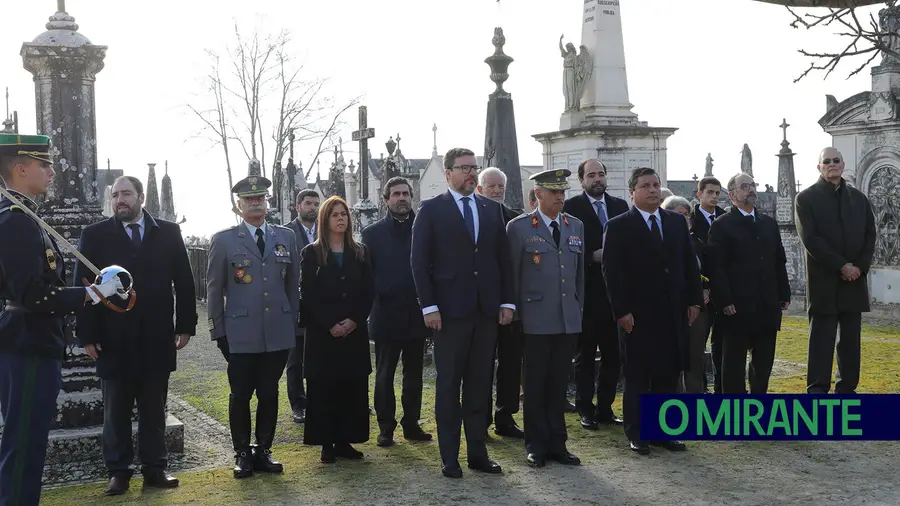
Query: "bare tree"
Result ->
[[188, 21, 358, 215], [785, 0, 900, 82]]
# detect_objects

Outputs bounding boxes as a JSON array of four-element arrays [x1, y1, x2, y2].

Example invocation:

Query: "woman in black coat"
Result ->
[[300, 196, 374, 463]]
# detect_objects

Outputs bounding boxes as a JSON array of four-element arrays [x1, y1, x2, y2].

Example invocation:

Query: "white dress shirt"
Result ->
[[243, 221, 268, 238], [737, 207, 756, 220], [635, 207, 664, 240], [122, 213, 146, 240], [698, 206, 716, 225]]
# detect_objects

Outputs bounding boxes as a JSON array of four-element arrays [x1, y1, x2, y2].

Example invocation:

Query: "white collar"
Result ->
[[122, 212, 145, 229], [737, 207, 756, 218], [586, 192, 606, 206], [448, 188, 476, 202], [536, 208, 561, 230], [699, 206, 716, 219], [636, 207, 661, 222], [243, 221, 267, 237]]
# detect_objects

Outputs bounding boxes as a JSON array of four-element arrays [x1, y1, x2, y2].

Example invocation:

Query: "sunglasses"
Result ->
[[821, 158, 841, 164]]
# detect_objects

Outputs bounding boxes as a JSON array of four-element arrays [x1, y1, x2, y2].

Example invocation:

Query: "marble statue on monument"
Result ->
[[559, 35, 593, 113], [705, 153, 714, 177], [741, 143, 753, 176]]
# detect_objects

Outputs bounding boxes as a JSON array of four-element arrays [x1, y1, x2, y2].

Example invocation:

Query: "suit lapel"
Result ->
[[443, 191, 474, 245], [238, 223, 263, 259], [474, 194, 489, 245], [578, 193, 603, 228], [629, 207, 663, 254]]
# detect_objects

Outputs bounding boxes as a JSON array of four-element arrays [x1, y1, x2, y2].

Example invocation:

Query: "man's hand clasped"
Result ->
[[841, 263, 861, 282], [330, 318, 357, 339]]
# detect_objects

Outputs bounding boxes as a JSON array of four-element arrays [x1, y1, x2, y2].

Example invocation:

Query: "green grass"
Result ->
[[41, 318, 900, 505]]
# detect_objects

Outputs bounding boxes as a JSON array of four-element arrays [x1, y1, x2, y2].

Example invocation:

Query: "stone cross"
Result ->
[[780, 118, 790, 142], [351, 106, 375, 200]]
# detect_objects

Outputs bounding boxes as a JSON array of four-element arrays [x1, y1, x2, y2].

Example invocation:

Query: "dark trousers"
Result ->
[[523, 333, 576, 456], [226, 350, 290, 452], [709, 312, 723, 393], [680, 311, 710, 393], [487, 320, 523, 428], [374, 338, 425, 431], [721, 329, 777, 394], [574, 312, 620, 419], [623, 366, 678, 442], [807, 312, 862, 394], [285, 334, 307, 410], [432, 313, 497, 465], [0, 352, 61, 506], [102, 375, 170, 477]]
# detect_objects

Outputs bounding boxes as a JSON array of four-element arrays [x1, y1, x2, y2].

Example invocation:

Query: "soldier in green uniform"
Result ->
[[0, 134, 122, 505]]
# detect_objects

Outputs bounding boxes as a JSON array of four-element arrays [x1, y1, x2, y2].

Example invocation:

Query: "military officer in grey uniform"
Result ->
[[507, 169, 585, 468], [207, 171, 300, 479]]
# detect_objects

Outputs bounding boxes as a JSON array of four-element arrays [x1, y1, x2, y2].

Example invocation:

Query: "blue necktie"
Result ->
[[461, 197, 476, 241], [594, 200, 608, 227]]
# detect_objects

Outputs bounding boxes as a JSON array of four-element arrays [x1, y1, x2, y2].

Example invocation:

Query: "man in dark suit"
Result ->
[[411, 148, 514, 478], [284, 189, 320, 423], [602, 167, 702, 455], [690, 176, 726, 393], [75, 176, 197, 495], [362, 177, 433, 447], [707, 173, 791, 394], [477, 167, 524, 439], [562, 159, 628, 429]]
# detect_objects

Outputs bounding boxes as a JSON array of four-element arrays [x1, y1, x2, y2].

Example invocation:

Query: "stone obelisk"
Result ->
[[579, 0, 637, 122], [775, 119, 805, 301]]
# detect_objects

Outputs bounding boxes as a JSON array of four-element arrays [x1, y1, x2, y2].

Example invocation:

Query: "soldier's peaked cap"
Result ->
[[530, 168, 571, 190], [0, 134, 53, 164], [231, 174, 272, 198]]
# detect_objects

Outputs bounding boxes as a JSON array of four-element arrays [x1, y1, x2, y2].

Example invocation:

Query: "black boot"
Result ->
[[252, 445, 284, 473], [253, 393, 284, 472], [229, 393, 253, 479]]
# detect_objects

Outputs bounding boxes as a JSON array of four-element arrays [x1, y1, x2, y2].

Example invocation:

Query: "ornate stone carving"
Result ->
[[867, 91, 897, 122], [879, 4, 900, 66], [867, 165, 900, 266], [485, 27, 514, 96], [559, 34, 593, 112]]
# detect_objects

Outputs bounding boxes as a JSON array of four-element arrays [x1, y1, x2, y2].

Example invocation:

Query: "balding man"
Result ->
[[795, 148, 876, 394]]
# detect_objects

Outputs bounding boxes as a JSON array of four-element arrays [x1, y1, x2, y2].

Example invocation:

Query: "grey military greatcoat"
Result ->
[[207, 222, 300, 353], [507, 210, 585, 335]]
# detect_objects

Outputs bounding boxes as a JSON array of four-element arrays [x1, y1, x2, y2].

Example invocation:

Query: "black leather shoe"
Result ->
[[467, 458, 502, 474], [494, 424, 525, 439], [142, 470, 179, 488], [292, 407, 306, 423], [253, 447, 284, 472], [233, 450, 254, 478], [377, 429, 395, 447], [565, 400, 578, 412], [321, 445, 336, 463], [334, 442, 364, 459], [596, 414, 624, 426], [442, 461, 463, 478], [580, 415, 599, 430], [629, 440, 651, 455], [104, 475, 130, 496], [651, 440, 687, 451], [526, 453, 546, 468], [550, 451, 581, 466], [403, 426, 433, 441]]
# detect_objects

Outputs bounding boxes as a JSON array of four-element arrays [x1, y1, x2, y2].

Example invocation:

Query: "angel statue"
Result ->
[[560, 35, 593, 112]]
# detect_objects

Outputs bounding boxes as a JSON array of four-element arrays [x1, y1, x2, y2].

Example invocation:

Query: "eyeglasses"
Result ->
[[735, 182, 758, 191], [821, 158, 841, 164], [450, 165, 481, 174]]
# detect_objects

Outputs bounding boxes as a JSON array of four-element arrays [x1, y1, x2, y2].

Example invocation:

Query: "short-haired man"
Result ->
[[284, 188, 320, 423], [795, 147, 876, 394], [476, 165, 524, 439], [363, 177, 432, 447], [602, 167, 702, 454], [692, 176, 726, 393], [0, 134, 121, 505], [707, 173, 791, 394], [527, 188, 537, 211], [507, 169, 584, 468], [562, 159, 628, 429]]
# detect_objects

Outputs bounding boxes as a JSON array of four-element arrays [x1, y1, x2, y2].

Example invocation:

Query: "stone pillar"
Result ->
[[579, 0, 637, 122], [483, 27, 524, 212], [775, 119, 806, 301]]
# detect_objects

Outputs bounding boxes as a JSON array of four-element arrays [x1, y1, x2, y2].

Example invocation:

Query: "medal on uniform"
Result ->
[[531, 215, 539, 228], [274, 244, 287, 257], [243, 274, 252, 283], [45, 248, 56, 270], [533, 253, 541, 264]]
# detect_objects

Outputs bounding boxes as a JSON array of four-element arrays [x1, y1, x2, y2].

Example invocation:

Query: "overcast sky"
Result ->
[[2, 0, 880, 236]]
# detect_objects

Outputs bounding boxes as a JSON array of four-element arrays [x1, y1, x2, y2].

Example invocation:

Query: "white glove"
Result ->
[[86, 276, 124, 305]]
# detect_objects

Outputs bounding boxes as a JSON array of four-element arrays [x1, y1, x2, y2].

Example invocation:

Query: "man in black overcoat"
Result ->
[[562, 159, 628, 429], [362, 177, 433, 447], [601, 167, 702, 455], [707, 173, 791, 394], [284, 189, 320, 423], [76, 176, 197, 495], [795, 147, 876, 394]]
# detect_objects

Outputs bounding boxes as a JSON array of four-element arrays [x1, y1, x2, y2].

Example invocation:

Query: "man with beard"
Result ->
[[284, 189, 320, 423], [691, 177, 726, 393], [476, 166, 524, 439], [0, 134, 121, 506], [75, 175, 197, 495], [562, 159, 628, 429], [411, 148, 514, 478], [706, 173, 791, 394], [795, 148, 876, 394], [602, 167, 701, 454], [207, 172, 300, 478], [362, 177, 433, 447]]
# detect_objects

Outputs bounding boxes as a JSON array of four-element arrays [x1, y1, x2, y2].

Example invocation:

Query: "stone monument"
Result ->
[[17, 1, 183, 481], [705, 153, 714, 177], [159, 161, 182, 223], [483, 27, 525, 212], [774, 119, 806, 301], [741, 143, 753, 176], [145, 163, 161, 216], [533, 1, 676, 201], [350, 106, 378, 237], [819, 3, 900, 306]]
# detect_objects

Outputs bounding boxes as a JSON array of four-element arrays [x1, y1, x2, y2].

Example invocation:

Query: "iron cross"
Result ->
[[780, 118, 790, 142], [351, 106, 375, 200]]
